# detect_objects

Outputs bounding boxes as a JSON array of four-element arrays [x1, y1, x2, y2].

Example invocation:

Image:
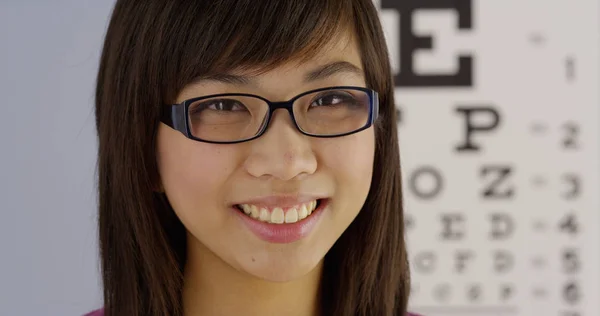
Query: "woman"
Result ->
[[90, 0, 418, 315]]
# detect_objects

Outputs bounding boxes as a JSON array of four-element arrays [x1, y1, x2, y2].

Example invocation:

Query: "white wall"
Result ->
[[0, 1, 114, 315]]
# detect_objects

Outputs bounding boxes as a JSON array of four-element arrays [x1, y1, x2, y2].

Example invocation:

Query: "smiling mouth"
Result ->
[[234, 199, 324, 224]]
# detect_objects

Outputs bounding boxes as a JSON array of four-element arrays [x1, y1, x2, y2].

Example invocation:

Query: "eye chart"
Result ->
[[375, 1, 600, 316]]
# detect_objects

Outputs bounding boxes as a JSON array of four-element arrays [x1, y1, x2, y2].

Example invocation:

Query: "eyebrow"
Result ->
[[194, 61, 364, 86]]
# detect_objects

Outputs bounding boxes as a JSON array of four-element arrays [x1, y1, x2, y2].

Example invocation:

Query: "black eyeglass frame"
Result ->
[[160, 85, 379, 144]]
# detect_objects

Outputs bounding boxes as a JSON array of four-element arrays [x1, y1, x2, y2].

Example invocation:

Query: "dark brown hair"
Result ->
[[95, 0, 409, 315]]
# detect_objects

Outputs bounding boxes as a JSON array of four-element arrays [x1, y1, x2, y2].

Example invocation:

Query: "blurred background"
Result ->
[[0, 1, 597, 315]]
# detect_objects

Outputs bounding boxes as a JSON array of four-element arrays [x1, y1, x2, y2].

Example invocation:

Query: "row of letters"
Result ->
[[403, 165, 581, 200], [410, 249, 581, 274]]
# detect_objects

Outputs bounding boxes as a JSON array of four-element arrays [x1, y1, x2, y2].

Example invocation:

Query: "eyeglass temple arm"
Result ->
[[372, 91, 380, 122], [161, 104, 187, 133]]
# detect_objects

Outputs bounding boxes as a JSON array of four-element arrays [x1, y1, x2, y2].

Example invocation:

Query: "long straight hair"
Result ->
[[95, 0, 409, 315]]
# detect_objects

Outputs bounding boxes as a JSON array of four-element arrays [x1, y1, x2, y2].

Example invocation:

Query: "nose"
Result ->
[[243, 109, 317, 180]]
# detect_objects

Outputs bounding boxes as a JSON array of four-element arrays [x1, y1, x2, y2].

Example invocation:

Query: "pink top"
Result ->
[[85, 309, 421, 315]]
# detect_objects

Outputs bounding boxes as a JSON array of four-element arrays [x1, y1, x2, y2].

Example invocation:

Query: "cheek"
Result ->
[[319, 128, 375, 195], [156, 126, 237, 216]]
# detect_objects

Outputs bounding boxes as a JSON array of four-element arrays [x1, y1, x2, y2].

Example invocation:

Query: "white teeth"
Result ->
[[271, 207, 285, 224], [285, 208, 299, 223], [259, 208, 270, 221], [298, 204, 308, 220], [250, 205, 259, 219], [241, 204, 251, 214], [238, 199, 320, 224]]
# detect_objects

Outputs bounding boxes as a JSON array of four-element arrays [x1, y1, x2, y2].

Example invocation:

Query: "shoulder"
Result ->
[[83, 308, 103, 316], [82, 307, 421, 316], [84, 308, 419, 315]]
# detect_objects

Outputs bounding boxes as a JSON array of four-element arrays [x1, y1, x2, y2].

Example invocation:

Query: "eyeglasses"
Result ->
[[161, 86, 379, 144]]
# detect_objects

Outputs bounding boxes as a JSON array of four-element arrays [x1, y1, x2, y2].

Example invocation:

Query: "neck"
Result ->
[[182, 238, 323, 316]]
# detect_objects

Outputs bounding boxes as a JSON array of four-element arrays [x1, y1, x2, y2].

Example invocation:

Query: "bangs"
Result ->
[[157, 0, 356, 101]]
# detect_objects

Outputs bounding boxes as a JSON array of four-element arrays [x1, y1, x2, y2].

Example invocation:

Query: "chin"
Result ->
[[249, 268, 316, 283], [241, 256, 324, 283]]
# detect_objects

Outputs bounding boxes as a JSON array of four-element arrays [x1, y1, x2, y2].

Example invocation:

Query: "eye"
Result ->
[[189, 98, 249, 116], [310, 92, 354, 107], [204, 99, 246, 111]]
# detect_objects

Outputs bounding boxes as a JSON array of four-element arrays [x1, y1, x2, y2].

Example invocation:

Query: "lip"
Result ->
[[232, 198, 329, 244]]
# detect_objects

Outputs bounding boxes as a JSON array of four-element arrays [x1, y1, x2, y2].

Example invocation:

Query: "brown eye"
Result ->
[[202, 99, 246, 112], [310, 92, 358, 108]]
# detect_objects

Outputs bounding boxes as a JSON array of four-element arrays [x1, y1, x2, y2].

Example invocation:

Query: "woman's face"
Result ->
[[157, 35, 375, 282]]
